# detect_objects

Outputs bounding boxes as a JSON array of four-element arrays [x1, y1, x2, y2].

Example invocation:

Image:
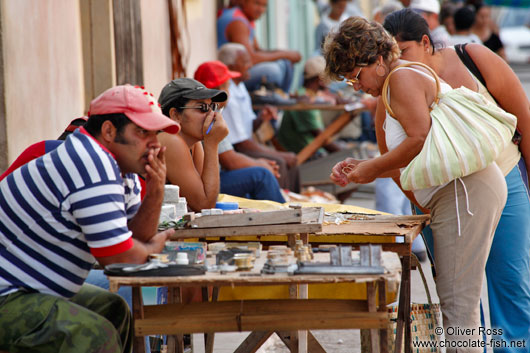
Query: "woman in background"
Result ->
[[469, 1, 507, 60]]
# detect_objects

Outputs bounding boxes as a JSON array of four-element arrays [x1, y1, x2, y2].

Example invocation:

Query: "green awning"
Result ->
[[485, 0, 530, 7]]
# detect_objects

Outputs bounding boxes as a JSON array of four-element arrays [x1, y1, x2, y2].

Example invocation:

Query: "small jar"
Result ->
[[233, 253, 253, 270], [175, 252, 189, 265]]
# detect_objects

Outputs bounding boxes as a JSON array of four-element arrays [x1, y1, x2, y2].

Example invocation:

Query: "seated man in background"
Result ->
[[217, 0, 301, 93], [194, 60, 286, 203], [277, 56, 342, 158], [218, 42, 300, 192], [158, 78, 229, 212], [0, 85, 177, 353]]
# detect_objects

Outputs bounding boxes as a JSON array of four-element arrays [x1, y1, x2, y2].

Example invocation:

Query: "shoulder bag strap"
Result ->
[[412, 253, 440, 328], [382, 61, 441, 118], [454, 43, 487, 87]]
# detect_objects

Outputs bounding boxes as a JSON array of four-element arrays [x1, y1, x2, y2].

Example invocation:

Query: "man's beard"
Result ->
[[114, 132, 130, 145]]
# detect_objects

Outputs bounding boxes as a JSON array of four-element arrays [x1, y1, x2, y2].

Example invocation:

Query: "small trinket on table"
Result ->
[[233, 253, 254, 270], [262, 246, 298, 274], [294, 239, 313, 262], [149, 253, 170, 263]]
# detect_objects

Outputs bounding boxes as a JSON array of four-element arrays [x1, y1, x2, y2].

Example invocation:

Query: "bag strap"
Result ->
[[381, 62, 441, 118], [454, 43, 487, 87], [412, 253, 440, 328]]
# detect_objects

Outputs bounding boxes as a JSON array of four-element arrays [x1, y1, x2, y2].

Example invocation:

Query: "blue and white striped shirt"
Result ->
[[0, 128, 141, 298]]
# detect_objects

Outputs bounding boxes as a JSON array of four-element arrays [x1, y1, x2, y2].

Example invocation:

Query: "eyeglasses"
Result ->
[[178, 102, 220, 113], [344, 67, 363, 86]]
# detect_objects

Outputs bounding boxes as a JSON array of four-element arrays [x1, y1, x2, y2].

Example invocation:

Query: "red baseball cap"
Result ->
[[88, 85, 180, 134], [194, 61, 241, 89]]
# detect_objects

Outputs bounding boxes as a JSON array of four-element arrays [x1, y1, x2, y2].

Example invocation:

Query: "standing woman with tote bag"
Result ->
[[383, 9, 530, 351], [324, 17, 508, 352]]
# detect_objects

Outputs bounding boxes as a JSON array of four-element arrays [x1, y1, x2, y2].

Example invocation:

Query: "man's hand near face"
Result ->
[[144, 146, 167, 200], [128, 145, 168, 243]]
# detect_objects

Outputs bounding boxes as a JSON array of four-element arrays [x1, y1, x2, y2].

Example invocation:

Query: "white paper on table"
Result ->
[[344, 101, 365, 112]]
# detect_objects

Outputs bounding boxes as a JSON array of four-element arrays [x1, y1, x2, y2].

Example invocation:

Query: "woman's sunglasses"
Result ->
[[344, 67, 363, 86], [178, 102, 220, 113]]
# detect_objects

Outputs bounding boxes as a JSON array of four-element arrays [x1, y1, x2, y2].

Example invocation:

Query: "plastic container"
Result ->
[[164, 242, 206, 263], [215, 202, 239, 211], [175, 252, 189, 265]]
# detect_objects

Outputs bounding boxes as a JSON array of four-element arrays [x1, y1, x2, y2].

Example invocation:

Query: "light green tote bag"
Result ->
[[382, 62, 517, 191]]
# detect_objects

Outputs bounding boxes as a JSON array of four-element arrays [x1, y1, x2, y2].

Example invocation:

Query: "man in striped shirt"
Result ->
[[0, 85, 179, 353]]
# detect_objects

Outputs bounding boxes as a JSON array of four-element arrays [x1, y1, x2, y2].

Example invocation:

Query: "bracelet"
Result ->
[[341, 163, 356, 175]]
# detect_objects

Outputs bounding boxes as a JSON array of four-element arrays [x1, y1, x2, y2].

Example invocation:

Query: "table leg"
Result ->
[[283, 332, 299, 353], [299, 327, 308, 353], [132, 287, 145, 353], [307, 332, 327, 353], [367, 282, 380, 353], [395, 255, 412, 353], [203, 287, 218, 353], [172, 335, 185, 353], [378, 279, 388, 353], [287, 283, 308, 353], [277, 331, 326, 353], [166, 287, 185, 353], [234, 331, 274, 353], [403, 256, 412, 353], [287, 284, 300, 353], [288, 234, 297, 249]]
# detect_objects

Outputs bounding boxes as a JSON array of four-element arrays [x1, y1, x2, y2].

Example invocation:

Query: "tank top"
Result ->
[[217, 7, 255, 48], [383, 66, 453, 206]]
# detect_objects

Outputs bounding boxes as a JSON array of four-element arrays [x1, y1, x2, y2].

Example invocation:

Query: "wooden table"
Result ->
[[108, 251, 401, 353], [169, 213, 430, 353], [316, 214, 431, 353], [253, 102, 365, 165]]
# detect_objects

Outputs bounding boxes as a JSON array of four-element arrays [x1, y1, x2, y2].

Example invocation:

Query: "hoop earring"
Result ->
[[376, 63, 386, 77]]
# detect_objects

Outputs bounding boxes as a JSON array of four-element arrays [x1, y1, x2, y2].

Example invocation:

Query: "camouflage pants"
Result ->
[[0, 283, 132, 353]]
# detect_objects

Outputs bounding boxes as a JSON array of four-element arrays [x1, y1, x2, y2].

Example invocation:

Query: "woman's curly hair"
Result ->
[[323, 16, 400, 81]]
